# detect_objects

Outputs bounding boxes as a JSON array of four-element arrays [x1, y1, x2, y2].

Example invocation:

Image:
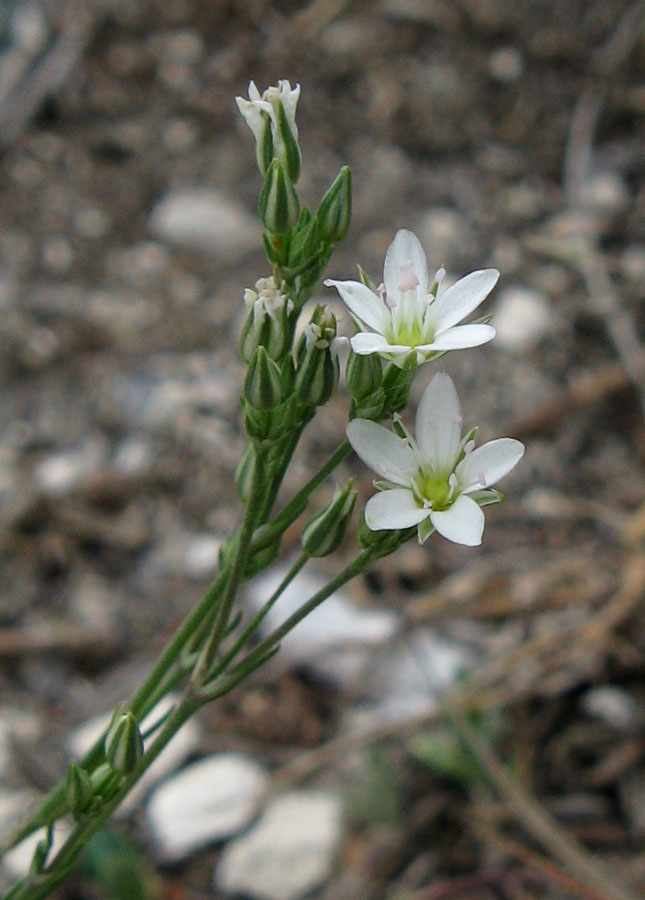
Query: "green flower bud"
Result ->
[[316, 166, 351, 243], [65, 762, 93, 819], [235, 442, 256, 502], [301, 481, 356, 557], [294, 307, 342, 407], [244, 347, 284, 410], [258, 160, 299, 235], [105, 712, 143, 775], [240, 278, 293, 362], [346, 350, 382, 401]]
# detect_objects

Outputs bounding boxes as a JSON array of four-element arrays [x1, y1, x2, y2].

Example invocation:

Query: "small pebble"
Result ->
[[489, 46, 524, 83], [493, 286, 556, 351], [216, 791, 342, 900], [580, 686, 637, 730], [147, 754, 269, 862]]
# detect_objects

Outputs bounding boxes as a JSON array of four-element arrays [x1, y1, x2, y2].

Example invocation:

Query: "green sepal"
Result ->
[[417, 517, 434, 545], [316, 165, 351, 243], [65, 763, 94, 820], [244, 347, 284, 410], [258, 159, 299, 235], [346, 350, 382, 401], [275, 99, 302, 182], [357, 264, 378, 291], [105, 712, 144, 776], [235, 442, 256, 503], [301, 481, 357, 557], [470, 489, 504, 507], [244, 537, 281, 577], [295, 349, 339, 407], [382, 354, 416, 414], [256, 110, 274, 176]]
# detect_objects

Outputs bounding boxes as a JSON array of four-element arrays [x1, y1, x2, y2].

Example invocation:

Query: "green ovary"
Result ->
[[412, 470, 453, 510]]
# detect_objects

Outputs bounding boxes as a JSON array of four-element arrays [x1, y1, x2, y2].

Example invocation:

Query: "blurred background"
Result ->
[[1, 1, 644, 898]]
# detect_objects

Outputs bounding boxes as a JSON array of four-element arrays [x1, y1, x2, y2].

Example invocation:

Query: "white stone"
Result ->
[[244, 564, 400, 686], [35, 440, 106, 495], [150, 189, 257, 259], [581, 686, 637, 730], [489, 47, 524, 82], [216, 791, 342, 900], [493, 286, 556, 351], [68, 695, 201, 813], [580, 171, 630, 217], [147, 754, 269, 862], [182, 534, 223, 579], [341, 627, 471, 733]]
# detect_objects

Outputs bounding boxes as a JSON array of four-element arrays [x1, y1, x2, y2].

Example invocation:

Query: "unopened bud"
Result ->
[[317, 166, 351, 243], [346, 350, 382, 401], [235, 442, 256, 502], [240, 278, 293, 362], [294, 308, 341, 407], [258, 160, 299, 235], [302, 482, 356, 557], [65, 763, 93, 819], [244, 346, 284, 409], [105, 712, 143, 775]]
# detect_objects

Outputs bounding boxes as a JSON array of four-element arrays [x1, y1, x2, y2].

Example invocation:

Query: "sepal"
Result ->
[[316, 166, 351, 243], [301, 481, 356, 557], [258, 159, 299, 235], [105, 712, 144, 776]]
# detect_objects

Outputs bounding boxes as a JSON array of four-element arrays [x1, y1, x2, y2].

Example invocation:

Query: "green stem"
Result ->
[[209, 554, 308, 682], [251, 440, 351, 551], [216, 547, 375, 693], [190, 450, 266, 690]]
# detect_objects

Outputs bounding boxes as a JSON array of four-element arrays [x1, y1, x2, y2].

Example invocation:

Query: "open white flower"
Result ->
[[325, 229, 498, 367], [347, 373, 524, 546]]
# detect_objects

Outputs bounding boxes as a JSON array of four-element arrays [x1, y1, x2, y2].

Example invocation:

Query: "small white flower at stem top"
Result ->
[[325, 229, 499, 367], [346, 372, 525, 546]]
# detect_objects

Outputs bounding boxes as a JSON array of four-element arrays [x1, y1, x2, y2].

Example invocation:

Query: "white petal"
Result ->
[[457, 438, 525, 491], [324, 279, 385, 332], [431, 323, 496, 350], [383, 229, 429, 300], [350, 332, 391, 354], [365, 489, 429, 530], [430, 495, 484, 546], [415, 373, 462, 471], [434, 269, 499, 331], [346, 419, 416, 486]]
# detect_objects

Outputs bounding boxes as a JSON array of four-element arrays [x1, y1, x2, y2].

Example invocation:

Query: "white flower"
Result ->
[[346, 373, 524, 546], [325, 229, 498, 367]]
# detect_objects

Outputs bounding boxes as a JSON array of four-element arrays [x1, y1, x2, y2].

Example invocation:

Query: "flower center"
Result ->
[[412, 470, 456, 510]]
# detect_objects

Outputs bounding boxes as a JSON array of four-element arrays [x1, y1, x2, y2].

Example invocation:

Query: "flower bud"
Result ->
[[236, 82, 275, 176], [240, 277, 293, 362], [235, 442, 256, 502], [244, 346, 284, 409], [294, 307, 341, 407], [65, 762, 93, 819], [346, 350, 382, 401], [301, 482, 356, 557], [258, 159, 299, 235], [316, 166, 351, 243], [105, 712, 143, 775]]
